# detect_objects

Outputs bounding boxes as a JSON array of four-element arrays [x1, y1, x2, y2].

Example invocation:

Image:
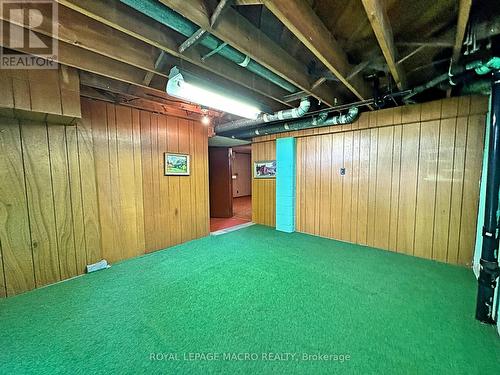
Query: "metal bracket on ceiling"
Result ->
[[201, 42, 228, 62], [346, 61, 370, 81], [397, 45, 426, 65], [282, 91, 307, 103], [311, 77, 326, 90], [210, 0, 234, 29], [281, 77, 327, 104], [178, 28, 207, 54], [142, 51, 166, 87]]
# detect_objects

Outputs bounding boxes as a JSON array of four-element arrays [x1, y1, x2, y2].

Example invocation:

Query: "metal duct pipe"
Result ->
[[403, 73, 450, 101], [461, 78, 491, 95], [404, 57, 500, 102], [323, 106, 360, 125], [231, 107, 359, 139], [467, 57, 500, 75], [120, 0, 298, 93], [215, 98, 310, 134], [475, 70, 500, 324]]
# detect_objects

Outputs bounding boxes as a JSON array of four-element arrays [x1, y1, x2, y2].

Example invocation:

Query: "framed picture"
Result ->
[[254, 160, 276, 179], [164, 152, 190, 176]]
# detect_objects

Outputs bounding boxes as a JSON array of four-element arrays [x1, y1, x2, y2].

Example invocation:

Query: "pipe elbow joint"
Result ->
[[295, 98, 311, 117], [346, 107, 359, 122]]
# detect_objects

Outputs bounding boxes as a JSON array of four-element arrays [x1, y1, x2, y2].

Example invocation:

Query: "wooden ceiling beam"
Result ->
[[262, 0, 373, 101], [80, 71, 222, 117], [1, 20, 278, 113], [57, 0, 291, 108], [452, 0, 473, 63], [361, 0, 406, 90], [0, 21, 158, 89], [0, 2, 166, 77], [158, 0, 340, 107], [80, 73, 222, 120], [80, 85, 205, 121]]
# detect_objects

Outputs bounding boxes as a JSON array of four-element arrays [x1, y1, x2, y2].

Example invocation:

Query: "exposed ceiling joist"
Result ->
[[262, 0, 373, 102], [1, 21, 158, 88], [158, 0, 340, 107], [452, 0, 473, 63], [80, 85, 204, 121], [2, 19, 277, 112], [0, 2, 166, 77], [361, 0, 407, 90], [80, 72, 222, 118], [57, 0, 291, 108]]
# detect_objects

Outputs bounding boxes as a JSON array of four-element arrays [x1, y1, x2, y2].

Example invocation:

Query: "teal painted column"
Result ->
[[276, 137, 296, 233]]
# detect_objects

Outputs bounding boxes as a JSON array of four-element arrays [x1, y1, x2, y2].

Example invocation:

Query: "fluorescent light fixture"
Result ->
[[166, 67, 261, 119]]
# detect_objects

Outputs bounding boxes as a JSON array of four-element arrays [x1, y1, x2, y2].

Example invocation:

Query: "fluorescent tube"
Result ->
[[167, 67, 261, 119]]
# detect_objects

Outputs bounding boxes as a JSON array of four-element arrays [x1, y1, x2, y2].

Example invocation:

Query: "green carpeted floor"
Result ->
[[1, 225, 499, 374]]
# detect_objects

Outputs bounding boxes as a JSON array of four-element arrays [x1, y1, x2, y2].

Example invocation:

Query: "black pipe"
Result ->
[[231, 113, 329, 139], [228, 107, 359, 139], [475, 70, 500, 324]]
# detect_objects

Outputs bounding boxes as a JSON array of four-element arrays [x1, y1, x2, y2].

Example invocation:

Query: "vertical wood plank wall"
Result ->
[[84, 98, 209, 258], [0, 98, 209, 297], [252, 141, 276, 226], [252, 96, 488, 266], [0, 116, 101, 296], [0, 66, 81, 122]]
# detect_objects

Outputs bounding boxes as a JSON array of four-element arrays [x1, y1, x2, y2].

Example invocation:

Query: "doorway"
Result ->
[[208, 145, 252, 232]]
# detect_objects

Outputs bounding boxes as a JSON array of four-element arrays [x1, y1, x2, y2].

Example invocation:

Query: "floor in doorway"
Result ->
[[233, 196, 251, 220], [209, 196, 252, 232]]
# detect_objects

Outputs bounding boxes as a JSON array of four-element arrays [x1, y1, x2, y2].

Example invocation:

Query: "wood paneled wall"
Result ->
[[142, 103, 209, 250], [80, 98, 209, 260], [253, 96, 488, 266], [0, 115, 100, 297], [83, 99, 145, 263], [0, 66, 81, 124], [252, 141, 276, 226], [0, 98, 209, 297]]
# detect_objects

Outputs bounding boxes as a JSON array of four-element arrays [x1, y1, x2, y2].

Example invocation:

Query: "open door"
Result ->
[[209, 147, 233, 218]]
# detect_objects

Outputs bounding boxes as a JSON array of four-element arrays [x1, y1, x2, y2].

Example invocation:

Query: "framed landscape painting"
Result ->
[[164, 152, 190, 176], [254, 160, 276, 178]]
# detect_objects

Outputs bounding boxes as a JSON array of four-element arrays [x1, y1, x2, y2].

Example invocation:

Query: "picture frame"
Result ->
[[164, 152, 190, 176], [254, 160, 276, 179]]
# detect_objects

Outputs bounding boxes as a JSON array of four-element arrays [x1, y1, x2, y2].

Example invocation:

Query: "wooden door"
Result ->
[[209, 147, 233, 218]]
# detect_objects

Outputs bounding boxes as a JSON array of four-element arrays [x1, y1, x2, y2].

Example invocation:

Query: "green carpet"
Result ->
[[0, 225, 498, 374]]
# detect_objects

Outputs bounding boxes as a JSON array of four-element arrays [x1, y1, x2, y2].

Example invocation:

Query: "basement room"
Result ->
[[0, 0, 499, 373]]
